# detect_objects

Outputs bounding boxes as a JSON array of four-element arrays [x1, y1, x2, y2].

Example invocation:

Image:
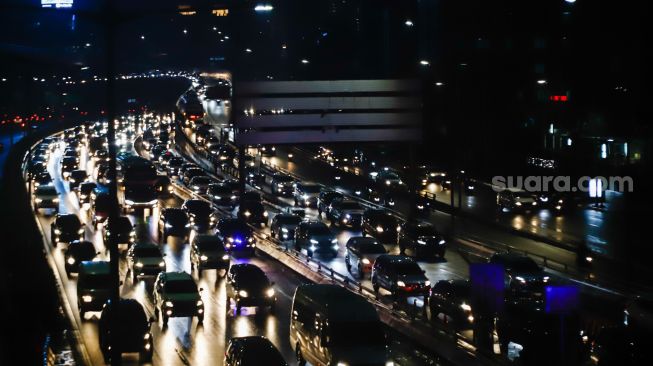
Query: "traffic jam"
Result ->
[[24, 109, 647, 365]]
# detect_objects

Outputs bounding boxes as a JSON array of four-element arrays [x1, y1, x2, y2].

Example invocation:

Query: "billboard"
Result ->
[[41, 0, 73, 8]]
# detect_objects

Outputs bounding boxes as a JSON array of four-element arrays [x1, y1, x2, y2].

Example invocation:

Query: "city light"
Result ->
[[301, 59, 309, 64], [405, 20, 414, 26], [254, 4, 274, 12], [537, 79, 547, 84], [419, 60, 430, 66]]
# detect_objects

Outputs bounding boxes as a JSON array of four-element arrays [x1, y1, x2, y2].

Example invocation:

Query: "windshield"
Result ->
[[505, 258, 540, 272], [165, 280, 197, 294], [326, 321, 386, 347], [301, 185, 321, 193], [413, 225, 438, 237], [196, 238, 223, 251], [237, 268, 268, 287], [274, 175, 293, 182], [308, 226, 331, 236], [359, 242, 386, 254], [133, 247, 161, 257], [79, 274, 111, 289], [339, 202, 362, 210], [393, 262, 423, 275], [209, 185, 232, 194], [277, 215, 301, 225]]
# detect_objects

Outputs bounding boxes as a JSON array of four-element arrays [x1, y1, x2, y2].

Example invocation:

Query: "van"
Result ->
[[77, 261, 112, 318], [290, 284, 391, 366]]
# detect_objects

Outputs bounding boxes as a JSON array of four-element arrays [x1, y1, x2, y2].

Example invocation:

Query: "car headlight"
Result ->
[[54, 229, 61, 235], [310, 239, 319, 244], [266, 288, 275, 297], [165, 301, 174, 308], [222, 254, 229, 260], [243, 211, 251, 217], [417, 239, 427, 245], [515, 276, 526, 283], [248, 237, 254, 243], [228, 237, 234, 243], [200, 255, 208, 261], [424, 281, 431, 287], [82, 295, 93, 303], [159, 261, 166, 268], [196, 300, 203, 307], [263, 211, 268, 217], [135, 262, 144, 268], [376, 226, 384, 233], [532, 201, 537, 206], [230, 195, 237, 200], [238, 290, 248, 298], [78, 228, 85, 234], [385, 180, 391, 185], [35, 198, 43, 203], [337, 363, 348, 366], [439, 239, 446, 245], [302, 194, 308, 200], [144, 333, 151, 340], [396, 281, 406, 287], [417, 205, 424, 209], [331, 238, 338, 244], [281, 227, 288, 233], [69, 178, 76, 183], [130, 231, 136, 237], [385, 362, 395, 366], [362, 258, 370, 265], [80, 194, 87, 199], [345, 214, 351, 219], [543, 276, 550, 283], [67, 257, 75, 265], [515, 201, 522, 206], [460, 303, 472, 312]]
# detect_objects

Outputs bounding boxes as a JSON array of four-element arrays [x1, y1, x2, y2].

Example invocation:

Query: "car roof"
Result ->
[[294, 284, 379, 322], [376, 254, 416, 265], [161, 271, 193, 281], [132, 242, 160, 250], [79, 260, 110, 274]]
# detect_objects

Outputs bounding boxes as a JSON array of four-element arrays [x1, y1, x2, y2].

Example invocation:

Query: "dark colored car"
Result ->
[[61, 156, 79, 179], [224, 336, 288, 366], [270, 174, 294, 196], [317, 190, 344, 217], [362, 209, 399, 244], [489, 252, 549, 303], [216, 218, 256, 255], [345, 237, 387, 277], [182, 199, 217, 230], [104, 216, 135, 246], [237, 200, 268, 226], [226, 264, 276, 314], [294, 221, 338, 258], [190, 235, 230, 275], [51, 213, 84, 246], [183, 168, 205, 186], [189, 175, 213, 194], [158, 151, 175, 167], [207, 183, 238, 207], [63, 240, 98, 275], [76, 182, 97, 205], [128, 242, 166, 282], [245, 170, 266, 190], [68, 169, 88, 190], [270, 213, 302, 241], [150, 144, 167, 161], [398, 222, 447, 259], [240, 190, 262, 203], [32, 171, 52, 188], [33, 185, 59, 213], [166, 157, 185, 177], [371, 255, 430, 299], [158, 207, 189, 241], [99, 299, 153, 363], [429, 280, 474, 329], [327, 200, 365, 228], [155, 175, 173, 196], [293, 183, 321, 207], [153, 272, 204, 326]]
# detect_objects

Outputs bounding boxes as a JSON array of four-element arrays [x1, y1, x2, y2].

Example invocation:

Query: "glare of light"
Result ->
[[419, 60, 430, 66], [1, 78, 6, 82], [254, 4, 274, 12], [281, 44, 287, 49], [537, 79, 547, 85], [183, 29, 188, 34], [567, 138, 572, 146], [85, 43, 91, 47], [565, 0, 576, 3], [435, 82, 444, 86], [405, 20, 414, 26], [601, 143, 607, 159], [245, 48, 253, 53], [624, 142, 628, 157], [549, 123, 554, 134], [212, 26, 217, 31], [140, 35, 145, 40], [301, 59, 309, 64]]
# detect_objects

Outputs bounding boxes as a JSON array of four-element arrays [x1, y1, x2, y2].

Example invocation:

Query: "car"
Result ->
[[497, 189, 538, 212], [166, 157, 185, 177], [398, 222, 447, 259], [158, 207, 189, 241], [258, 145, 276, 156], [32, 171, 52, 188], [51, 214, 84, 246], [240, 190, 262, 203], [317, 190, 343, 217], [216, 218, 256, 255], [245, 170, 266, 190], [182, 199, 217, 230], [270, 173, 294, 196], [290, 284, 390, 366], [190, 234, 230, 275], [178, 162, 199, 177], [429, 280, 474, 329], [77, 261, 111, 318], [33, 185, 59, 213], [345, 237, 387, 277], [414, 194, 433, 217], [293, 183, 321, 207], [60, 156, 79, 179], [294, 221, 338, 258], [237, 200, 268, 226], [143, 137, 157, 151], [63, 147, 80, 164], [76, 182, 97, 205], [224, 336, 288, 366], [94, 149, 109, 162], [188, 175, 213, 194], [270, 213, 302, 241], [327, 200, 365, 228], [98, 299, 153, 363], [27, 160, 48, 180], [204, 136, 221, 149], [90, 189, 111, 228], [153, 272, 204, 326], [209, 144, 236, 164], [128, 242, 166, 282], [103, 216, 135, 247], [207, 183, 238, 207], [371, 255, 430, 299], [489, 252, 548, 303], [195, 129, 212, 146], [88, 136, 107, 156], [68, 169, 88, 190], [182, 167, 205, 186], [150, 144, 167, 161], [154, 175, 173, 197], [361, 209, 399, 244], [158, 151, 175, 167], [370, 169, 404, 187], [63, 240, 98, 275], [225, 264, 276, 314]]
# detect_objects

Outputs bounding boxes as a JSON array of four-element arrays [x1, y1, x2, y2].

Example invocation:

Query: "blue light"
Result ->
[[42, 0, 73, 9], [545, 285, 579, 314]]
